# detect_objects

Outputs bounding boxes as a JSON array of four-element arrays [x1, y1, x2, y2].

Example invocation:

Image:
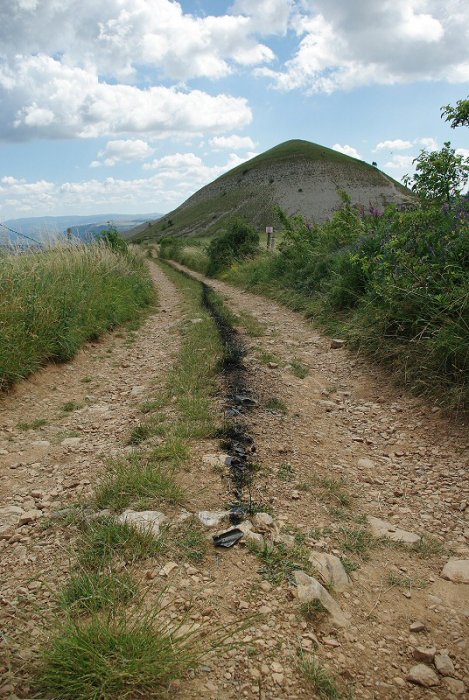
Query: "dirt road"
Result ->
[[1, 261, 467, 699]]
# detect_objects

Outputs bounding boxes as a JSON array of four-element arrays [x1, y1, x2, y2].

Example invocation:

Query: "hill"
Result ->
[[131, 140, 413, 242]]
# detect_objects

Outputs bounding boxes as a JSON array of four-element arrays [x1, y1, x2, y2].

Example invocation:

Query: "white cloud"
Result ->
[[0, 151, 259, 218], [231, 0, 293, 34], [375, 139, 413, 151], [258, 0, 469, 92], [0, 0, 276, 83], [142, 150, 258, 186], [456, 148, 469, 159], [332, 143, 362, 159], [91, 139, 154, 167], [209, 135, 256, 150], [0, 55, 252, 141], [418, 137, 438, 151], [384, 155, 415, 169]]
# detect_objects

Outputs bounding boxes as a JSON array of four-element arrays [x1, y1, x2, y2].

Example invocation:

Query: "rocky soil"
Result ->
[[1, 260, 468, 700]]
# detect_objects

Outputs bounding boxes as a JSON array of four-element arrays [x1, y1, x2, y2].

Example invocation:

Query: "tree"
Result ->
[[403, 142, 468, 206], [441, 97, 469, 128]]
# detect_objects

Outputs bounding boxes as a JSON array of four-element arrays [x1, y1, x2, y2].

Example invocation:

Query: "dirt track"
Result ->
[[1, 261, 468, 699]]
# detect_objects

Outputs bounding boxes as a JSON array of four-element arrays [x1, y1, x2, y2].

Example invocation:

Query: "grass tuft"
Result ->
[[59, 571, 137, 613], [37, 607, 201, 700], [94, 452, 184, 512], [300, 655, 343, 700], [249, 542, 310, 585], [290, 358, 309, 378], [265, 397, 287, 414], [79, 517, 164, 569]]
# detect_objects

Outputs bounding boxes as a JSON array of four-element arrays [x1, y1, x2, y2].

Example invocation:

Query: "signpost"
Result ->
[[266, 226, 275, 251]]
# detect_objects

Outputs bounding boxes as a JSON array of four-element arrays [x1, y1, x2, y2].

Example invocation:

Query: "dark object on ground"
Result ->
[[213, 528, 244, 548]]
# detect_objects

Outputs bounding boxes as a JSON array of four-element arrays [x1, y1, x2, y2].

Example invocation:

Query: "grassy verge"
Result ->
[[0, 243, 155, 390]]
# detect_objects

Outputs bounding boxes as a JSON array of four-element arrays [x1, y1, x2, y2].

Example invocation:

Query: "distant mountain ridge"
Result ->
[[131, 139, 413, 242], [2, 213, 162, 243]]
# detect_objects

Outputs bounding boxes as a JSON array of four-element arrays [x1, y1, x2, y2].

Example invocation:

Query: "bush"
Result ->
[[0, 243, 154, 390], [206, 218, 259, 275], [225, 199, 469, 409]]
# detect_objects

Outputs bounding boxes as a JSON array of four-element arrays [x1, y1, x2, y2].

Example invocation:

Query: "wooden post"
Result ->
[[266, 226, 274, 251]]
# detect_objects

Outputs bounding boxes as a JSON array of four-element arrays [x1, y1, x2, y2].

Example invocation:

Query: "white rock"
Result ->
[[244, 530, 265, 548], [357, 458, 374, 470], [309, 552, 351, 592], [197, 511, 230, 527], [0, 505, 24, 534], [330, 339, 344, 349], [368, 516, 421, 544], [441, 559, 469, 584], [61, 437, 82, 447], [18, 509, 42, 525], [406, 664, 440, 687], [202, 453, 230, 468], [159, 561, 178, 577], [434, 652, 454, 676], [252, 512, 274, 530], [293, 570, 350, 628], [117, 510, 167, 537]]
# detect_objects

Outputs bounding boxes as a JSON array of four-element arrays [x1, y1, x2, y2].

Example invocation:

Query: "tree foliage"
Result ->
[[403, 142, 468, 205], [441, 97, 469, 129]]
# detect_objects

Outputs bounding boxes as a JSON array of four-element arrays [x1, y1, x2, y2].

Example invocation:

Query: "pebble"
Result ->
[[409, 622, 426, 633], [434, 652, 454, 676], [413, 647, 436, 663]]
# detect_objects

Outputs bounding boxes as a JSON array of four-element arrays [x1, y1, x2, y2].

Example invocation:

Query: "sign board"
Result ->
[[265, 226, 273, 234]]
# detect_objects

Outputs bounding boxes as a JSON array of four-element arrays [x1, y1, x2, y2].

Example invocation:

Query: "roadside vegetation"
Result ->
[[0, 237, 154, 391], [33, 260, 230, 699]]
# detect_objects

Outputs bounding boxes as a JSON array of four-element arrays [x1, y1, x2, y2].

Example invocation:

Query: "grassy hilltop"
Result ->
[[131, 139, 412, 242]]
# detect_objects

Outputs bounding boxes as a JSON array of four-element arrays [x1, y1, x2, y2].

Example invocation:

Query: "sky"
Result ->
[[0, 0, 468, 221]]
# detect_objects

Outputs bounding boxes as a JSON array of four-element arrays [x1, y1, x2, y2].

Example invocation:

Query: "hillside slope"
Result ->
[[132, 139, 414, 242]]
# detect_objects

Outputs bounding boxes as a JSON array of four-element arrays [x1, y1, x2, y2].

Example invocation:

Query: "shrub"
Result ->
[[206, 218, 259, 275]]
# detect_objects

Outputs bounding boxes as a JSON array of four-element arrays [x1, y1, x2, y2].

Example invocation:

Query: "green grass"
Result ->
[[339, 526, 375, 558], [63, 401, 83, 413], [249, 542, 311, 585], [278, 462, 295, 481], [59, 571, 137, 613], [139, 398, 166, 414], [265, 397, 287, 414], [385, 571, 429, 590], [258, 349, 280, 365], [290, 358, 309, 378], [0, 243, 155, 391], [236, 310, 265, 337], [79, 517, 164, 570], [300, 599, 328, 622], [37, 607, 201, 700], [170, 518, 208, 562], [94, 451, 185, 512], [300, 655, 344, 700], [18, 418, 48, 430]]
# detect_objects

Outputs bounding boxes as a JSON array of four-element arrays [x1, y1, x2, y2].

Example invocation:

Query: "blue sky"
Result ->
[[0, 0, 467, 221]]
